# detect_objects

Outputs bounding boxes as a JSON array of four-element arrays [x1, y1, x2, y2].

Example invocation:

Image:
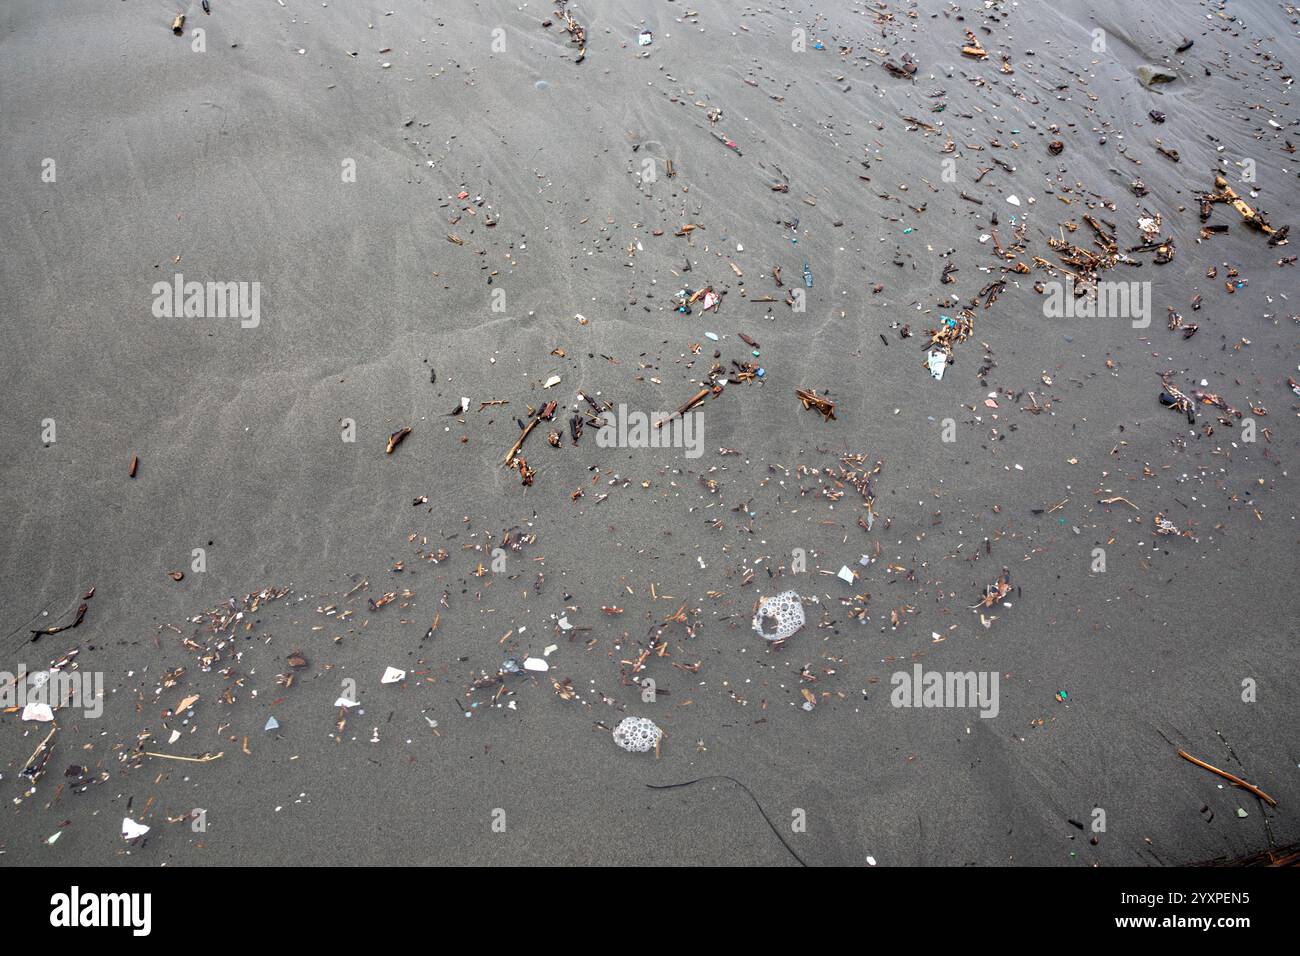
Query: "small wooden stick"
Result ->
[[22, 727, 57, 773], [656, 387, 710, 429], [1177, 749, 1277, 807], [1098, 496, 1139, 510], [504, 418, 539, 465], [140, 750, 225, 764]]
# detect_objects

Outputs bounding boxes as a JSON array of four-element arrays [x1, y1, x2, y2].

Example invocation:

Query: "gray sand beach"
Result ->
[[1, 0, 1297, 866]]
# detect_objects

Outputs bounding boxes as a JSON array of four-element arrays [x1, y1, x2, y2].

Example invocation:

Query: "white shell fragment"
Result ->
[[752, 590, 805, 642], [612, 716, 663, 753], [121, 817, 150, 841], [21, 702, 54, 722]]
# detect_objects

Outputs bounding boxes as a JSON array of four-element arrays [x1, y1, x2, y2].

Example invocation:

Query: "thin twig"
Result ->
[[504, 418, 540, 465], [656, 387, 710, 429], [140, 750, 225, 764], [22, 727, 57, 772], [1099, 496, 1139, 510], [1178, 749, 1277, 807]]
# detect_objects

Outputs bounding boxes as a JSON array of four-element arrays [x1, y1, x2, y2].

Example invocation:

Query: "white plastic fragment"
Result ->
[[612, 716, 663, 753], [837, 565, 856, 584], [265, 716, 280, 732], [752, 590, 806, 642], [381, 666, 406, 684], [927, 350, 947, 380], [21, 702, 54, 722], [523, 657, 548, 672], [121, 817, 150, 841], [334, 696, 359, 708], [543, 375, 562, 388]]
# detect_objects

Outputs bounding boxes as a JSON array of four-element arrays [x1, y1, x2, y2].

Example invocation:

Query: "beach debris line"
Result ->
[[19, 0, 1300, 864]]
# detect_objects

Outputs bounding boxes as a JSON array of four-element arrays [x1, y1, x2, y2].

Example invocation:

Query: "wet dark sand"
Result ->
[[1, 0, 1296, 865]]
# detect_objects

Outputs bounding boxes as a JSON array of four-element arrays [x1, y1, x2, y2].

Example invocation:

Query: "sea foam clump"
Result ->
[[753, 591, 805, 642], [613, 716, 662, 753]]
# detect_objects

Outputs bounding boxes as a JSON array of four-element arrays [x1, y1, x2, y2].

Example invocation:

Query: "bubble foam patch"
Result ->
[[753, 590, 805, 642], [612, 716, 663, 753]]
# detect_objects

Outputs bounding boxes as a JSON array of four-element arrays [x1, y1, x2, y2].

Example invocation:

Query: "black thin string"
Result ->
[[647, 775, 807, 866], [3, 598, 57, 643]]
